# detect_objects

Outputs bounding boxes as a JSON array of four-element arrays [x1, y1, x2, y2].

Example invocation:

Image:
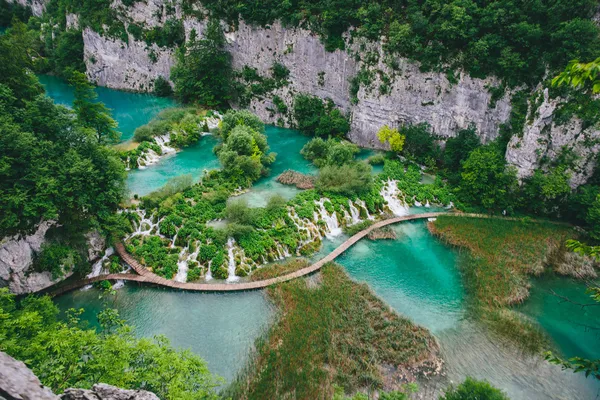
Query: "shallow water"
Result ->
[[335, 221, 600, 399], [38, 75, 176, 142], [53, 285, 273, 383]]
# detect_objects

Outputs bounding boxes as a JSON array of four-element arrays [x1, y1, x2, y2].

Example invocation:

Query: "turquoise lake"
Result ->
[[43, 81, 600, 398], [39, 75, 176, 142]]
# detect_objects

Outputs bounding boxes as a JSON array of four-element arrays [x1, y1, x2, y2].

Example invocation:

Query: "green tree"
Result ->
[[522, 166, 572, 216], [553, 57, 600, 94], [458, 145, 518, 212], [293, 95, 349, 138], [315, 162, 372, 196], [439, 377, 509, 400], [400, 123, 439, 164], [377, 125, 405, 152], [0, 288, 221, 398], [171, 20, 231, 106], [586, 194, 600, 240], [69, 70, 120, 143], [443, 127, 481, 183]]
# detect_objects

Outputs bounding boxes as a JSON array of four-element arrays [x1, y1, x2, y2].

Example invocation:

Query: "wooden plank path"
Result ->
[[49, 212, 564, 296]]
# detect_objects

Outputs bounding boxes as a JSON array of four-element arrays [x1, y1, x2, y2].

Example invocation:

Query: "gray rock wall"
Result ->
[[505, 89, 600, 187], [6, 0, 48, 17]]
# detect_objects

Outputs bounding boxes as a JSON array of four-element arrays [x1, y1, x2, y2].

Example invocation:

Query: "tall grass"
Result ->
[[226, 263, 439, 399], [429, 216, 576, 353]]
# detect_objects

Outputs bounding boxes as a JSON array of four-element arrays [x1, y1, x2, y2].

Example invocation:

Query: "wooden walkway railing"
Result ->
[[49, 212, 445, 296]]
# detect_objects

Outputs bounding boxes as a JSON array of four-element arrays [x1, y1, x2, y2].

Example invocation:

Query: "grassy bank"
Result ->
[[428, 215, 578, 353], [249, 259, 310, 281], [227, 263, 441, 399]]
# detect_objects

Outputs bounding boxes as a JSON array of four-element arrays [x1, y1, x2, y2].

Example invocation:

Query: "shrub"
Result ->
[[439, 377, 509, 400], [293, 95, 349, 138], [316, 162, 373, 196], [153, 76, 173, 97]]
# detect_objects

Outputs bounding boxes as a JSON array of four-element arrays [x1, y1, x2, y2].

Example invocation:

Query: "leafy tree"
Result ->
[[521, 166, 571, 216], [220, 109, 265, 139], [443, 127, 481, 184], [153, 76, 173, 97], [553, 57, 600, 94], [400, 123, 439, 164], [439, 377, 509, 400], [171, 20, 231, 106], [377, 125, 405, 152], [301, 138, 359, 167], [68, 70, 120, 143], [458, 145, 518, 212], [0, 288, 221, 398], [293, 94, 349, 138], [586, 194, 600, 240], [52, 30, 85, 76]]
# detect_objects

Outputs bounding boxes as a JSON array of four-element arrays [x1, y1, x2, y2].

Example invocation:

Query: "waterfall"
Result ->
[[154, 134, 176, 155], [226, 237, 239, 282], [82, 247, 114, 290], [425, 200, 431, 208], [205, 260, 213, 281], [288, 208, 322, 252], [174, 245, 189, 282], [315, 199, 342, 238], [138, 148, 161, 169], [380, 179, 409, 216], [348, 200, 361, 225], [414, 200, 423, 207], [127, 210, 161, 239], [355, 199, 374, 220]]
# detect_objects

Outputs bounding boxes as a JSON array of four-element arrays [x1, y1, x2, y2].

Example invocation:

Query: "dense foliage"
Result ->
[[0, 24, 125, 237], [440, 377, 509, 400], [293, 94, 350, 138], [200, 0, 600, 86], [0, 288, 221, 398], [171, 20, 231, 107]]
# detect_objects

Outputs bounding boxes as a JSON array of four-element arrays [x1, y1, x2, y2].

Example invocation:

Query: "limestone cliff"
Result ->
[[0, 351, 159, 400], [0, 223, 106, 295], [506, 89, 600, 187], [6, 0, 48, 17]]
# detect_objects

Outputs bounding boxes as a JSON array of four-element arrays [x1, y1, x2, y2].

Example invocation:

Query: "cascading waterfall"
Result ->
[[288, 208, 322, 251], [380, 179, 409, 216], [226, 238, 239, 282], [355, 199, 374, 220], [126, 210, 162, 239], [174, 245, 189, 283], [82, 247, 115, 290], [348, 200, 361, 225], [154, 134, 176, 154], [314, 199, 342, 237], [205, 260, 213, 281], [137, 148, 161, 169]]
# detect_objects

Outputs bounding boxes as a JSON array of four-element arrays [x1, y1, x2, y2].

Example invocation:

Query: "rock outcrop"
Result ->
[[0, 351, 57, 400], [505, 89, 600, 187], [0, 221, 64, 295], [6, 0, 48, 17], [0, 351, 159, 400]]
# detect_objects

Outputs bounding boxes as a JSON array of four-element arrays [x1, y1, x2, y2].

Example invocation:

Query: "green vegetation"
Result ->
[[316, 163, 373, 196], [153, 76, 173, 97], [429, 216, 577, 352], [232, 63, 290, 107], [227, 263, 439, 399], [293, 94, 350, 138], [440, 377, 509, 400], [0, 24, 125, 238], [301, 137, 360, 167], [377, 125, 405, 152], [441, 127, 481, 185], [249, 258, 309, 281], [200, 0, 600, 86], [171, 20, 231, 107], [0, 288, 221, 398]]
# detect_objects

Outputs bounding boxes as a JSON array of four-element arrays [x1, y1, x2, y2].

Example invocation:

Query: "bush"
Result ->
[[316, 162, 373, 196], [153, 76, 173, 97], [401, 123, 439, 165], [293, 94, 349, 138], [301, 138, 359, 167], [439, 377, 509, 400]]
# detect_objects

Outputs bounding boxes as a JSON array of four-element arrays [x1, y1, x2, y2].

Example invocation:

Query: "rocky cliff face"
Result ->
[[506, 89, 600, 187], [7, 0, 48, 17], [0, 223, 106, 295], [0, 351, 159, 400]]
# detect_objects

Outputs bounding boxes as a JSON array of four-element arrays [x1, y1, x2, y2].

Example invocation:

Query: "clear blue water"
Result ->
[[53, 286, 273, 384], [38, 75, 176, 142]]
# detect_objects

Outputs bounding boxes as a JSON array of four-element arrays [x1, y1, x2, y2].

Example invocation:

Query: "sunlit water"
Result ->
[[53, 286, 273, 383], [38, 75, 176, 142]]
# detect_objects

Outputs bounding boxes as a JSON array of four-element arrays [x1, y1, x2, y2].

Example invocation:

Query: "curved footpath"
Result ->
[[48, 212, 560, 296]]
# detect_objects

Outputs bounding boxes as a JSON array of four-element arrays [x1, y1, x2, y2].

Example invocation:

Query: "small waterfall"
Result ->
[[127, 210, 161, 239], [355, 199, 374, 220], [82, 247, 114, 290], [315, 199, 342, 238], [380, 179, 409, 216], [414, 200, 422, 207], [288, 208, 322, 252], [154, 134, 176, 155], [226, 238, 239, 282], [425, 200, 431, 208], [348, 200, 361, 225], [137, 149, 161, 169], [205, 260, 213, 281], [174, 245, 189, 282]]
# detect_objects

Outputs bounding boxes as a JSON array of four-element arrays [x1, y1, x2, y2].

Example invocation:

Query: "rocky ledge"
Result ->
[[0, 351, 159, 400]]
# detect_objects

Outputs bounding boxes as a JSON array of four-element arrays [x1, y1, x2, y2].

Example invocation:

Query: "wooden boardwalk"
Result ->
[[49, 212, 445, 296], [58, 211, 568, 296]]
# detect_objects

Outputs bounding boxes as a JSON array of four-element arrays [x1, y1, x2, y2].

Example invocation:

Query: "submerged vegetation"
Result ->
[[429, 216, 580, 353], [227, 263, 441, 399]]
